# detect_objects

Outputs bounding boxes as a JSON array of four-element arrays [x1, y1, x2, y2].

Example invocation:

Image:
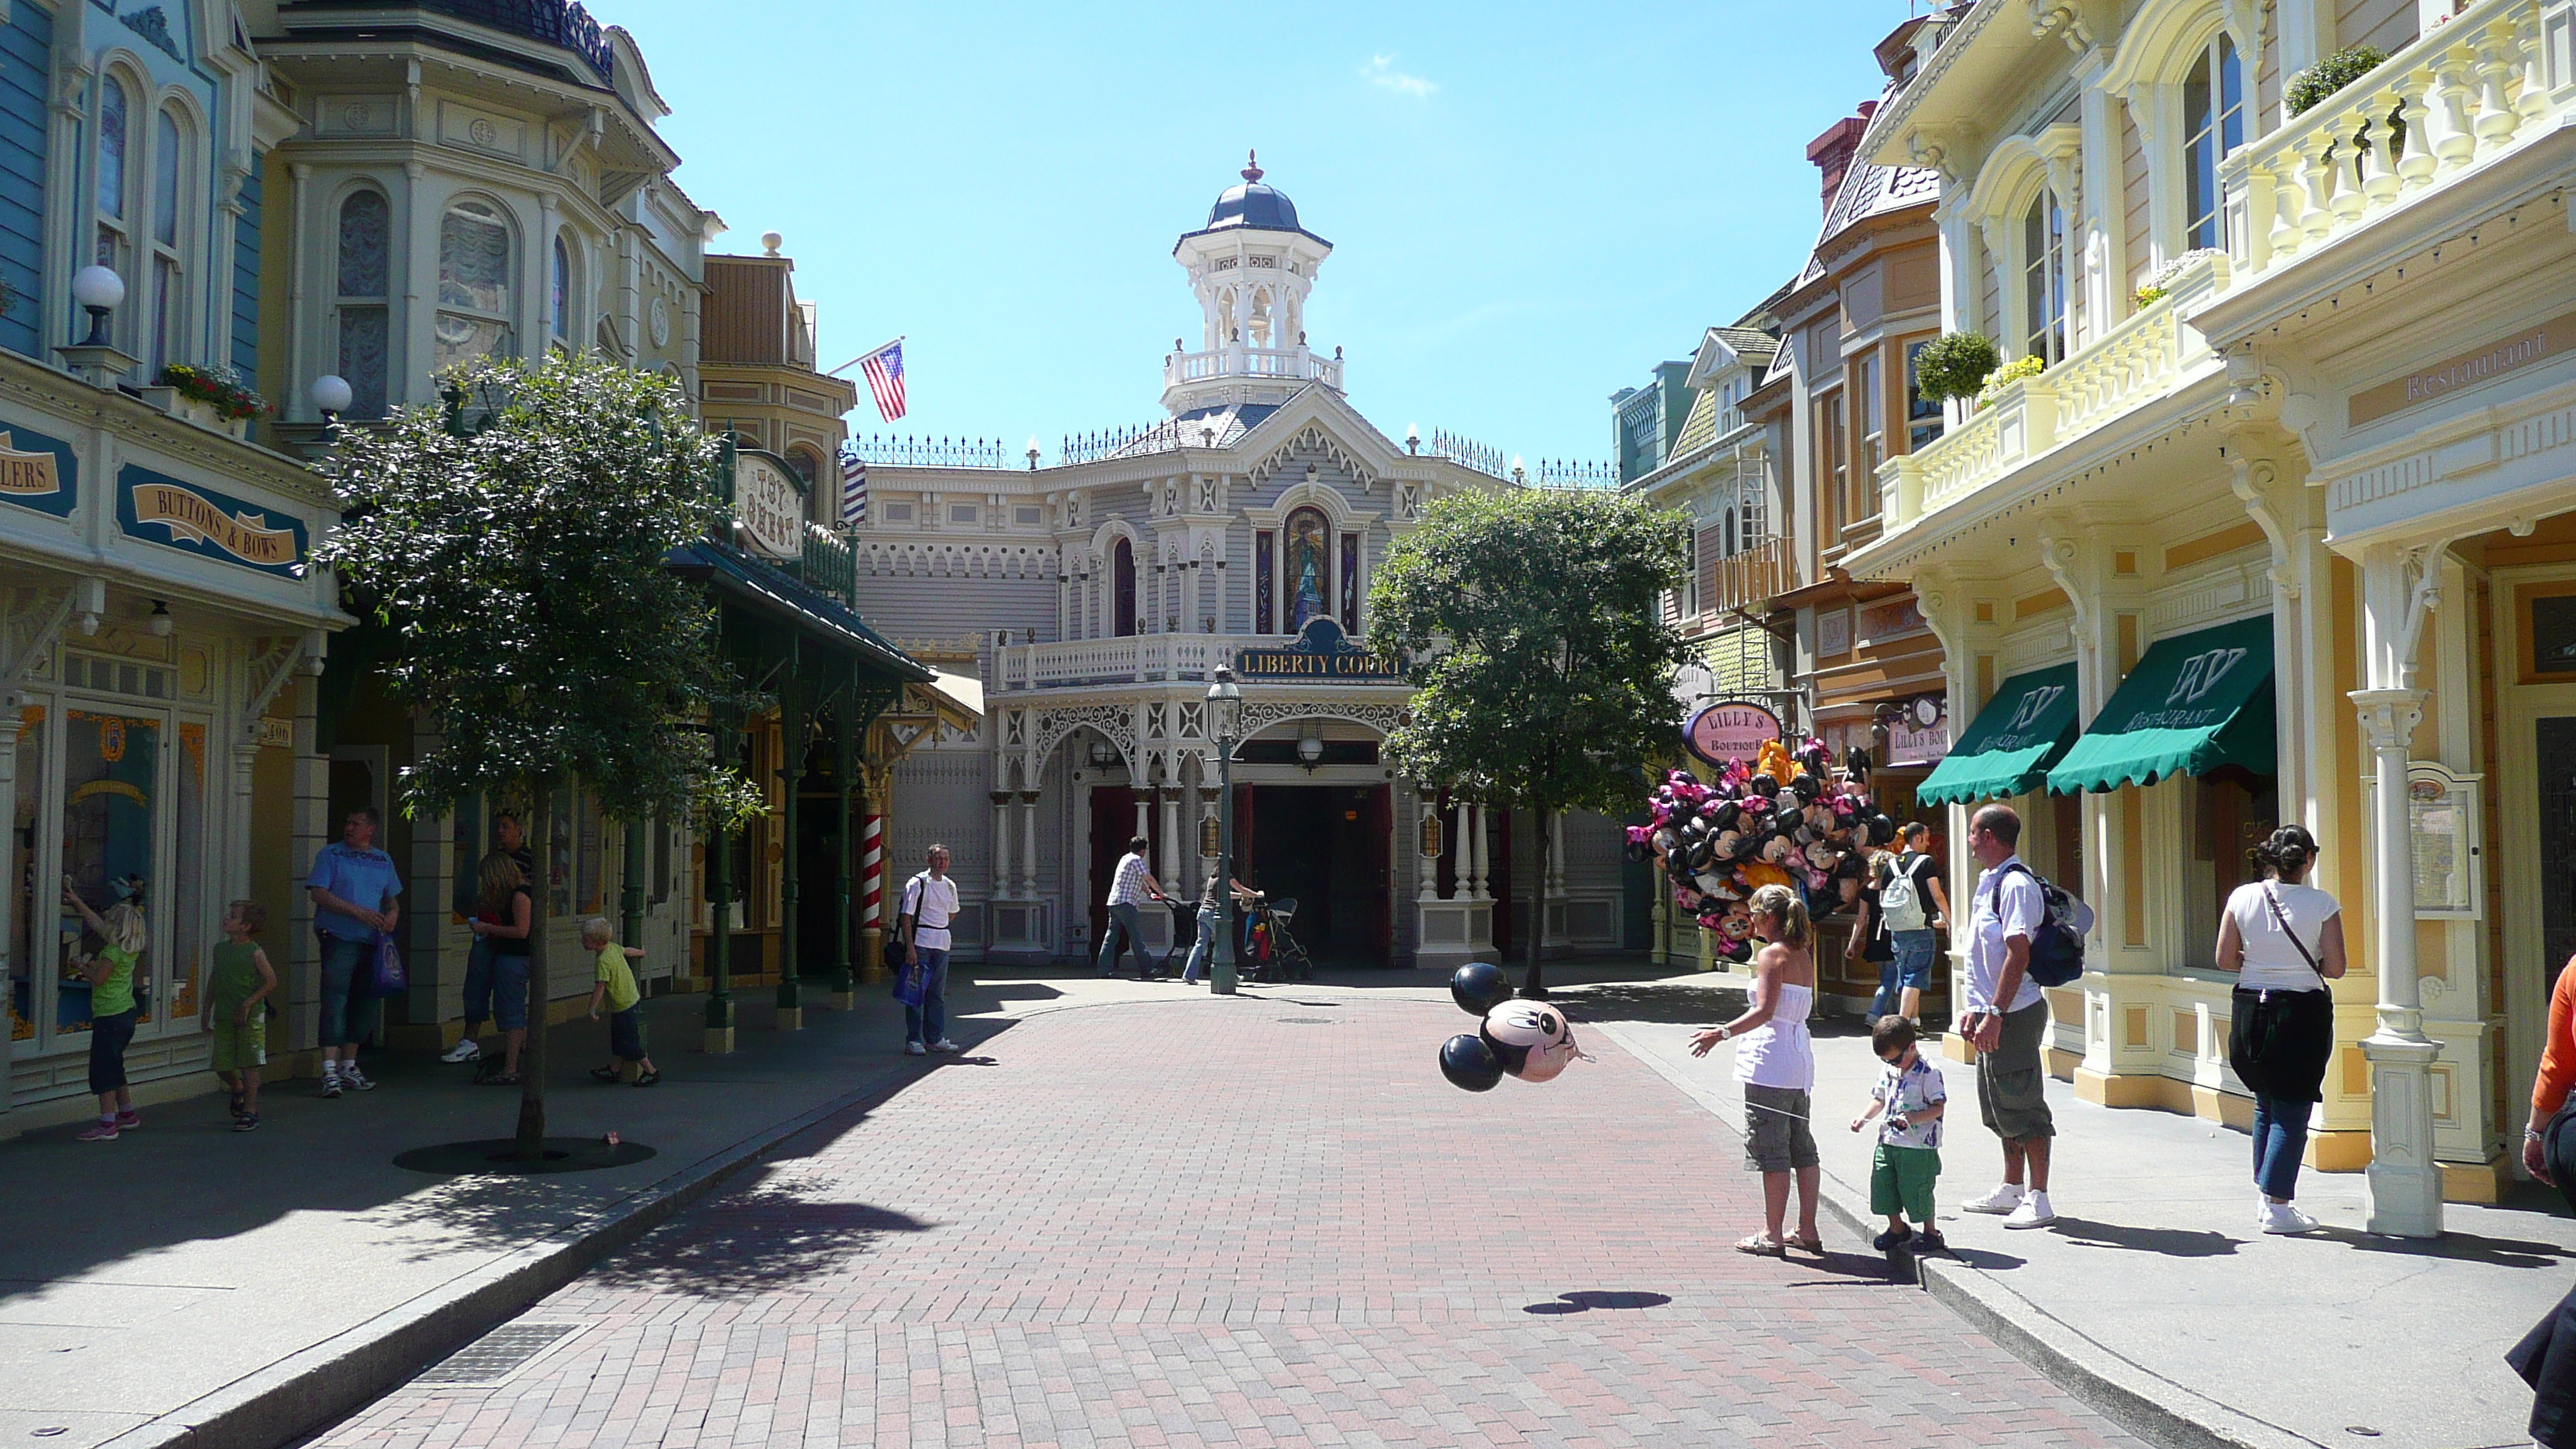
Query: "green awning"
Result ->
[[1914, 663, 2080, 807], [2045, 615, 2275, 795]]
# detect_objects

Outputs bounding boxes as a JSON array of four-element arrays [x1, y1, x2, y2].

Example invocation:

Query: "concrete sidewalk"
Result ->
[[0, 968, 1200, 1449], [1564, 972, 2571, 1449]]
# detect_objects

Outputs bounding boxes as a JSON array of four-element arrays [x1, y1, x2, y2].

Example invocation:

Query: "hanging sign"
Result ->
[[1683, 701, 1782, 766], [734, 451, 806, 560], [116, 468, 306, 576], [1235, 617, 1403, 681]]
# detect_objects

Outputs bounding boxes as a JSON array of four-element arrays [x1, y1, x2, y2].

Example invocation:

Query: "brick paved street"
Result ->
[[310, 991, 2153, 1448]]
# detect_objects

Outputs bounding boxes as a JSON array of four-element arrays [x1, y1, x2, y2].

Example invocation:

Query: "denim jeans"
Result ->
[[903, 947, 950, 1046], [1096, 902, 1150, 976], [2252, 1091, 2311, 1200], [317, 933, 382, 1047], [1181, 905, 1218, 983]]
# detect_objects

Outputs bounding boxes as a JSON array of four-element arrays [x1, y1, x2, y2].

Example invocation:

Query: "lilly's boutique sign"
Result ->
[[0, 423, 79, 517], [1235, 618, 1403, 681], [117, 468, 307, 577]]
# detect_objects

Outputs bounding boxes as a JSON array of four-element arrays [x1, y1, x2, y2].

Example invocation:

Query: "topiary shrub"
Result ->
[[1912, 332, 2001, 405], [2287, 46, 2389, 117]]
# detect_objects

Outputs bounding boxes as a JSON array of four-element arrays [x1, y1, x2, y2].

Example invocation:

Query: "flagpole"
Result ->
[[824, 334, 905, 378]]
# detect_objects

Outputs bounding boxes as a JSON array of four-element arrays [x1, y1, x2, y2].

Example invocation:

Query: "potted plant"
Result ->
[[150, 365, 272, 440], [1912, 333, 2001, 416]]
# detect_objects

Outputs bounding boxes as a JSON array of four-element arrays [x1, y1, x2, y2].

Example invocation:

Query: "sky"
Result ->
[[616, 1, 1905, 468]]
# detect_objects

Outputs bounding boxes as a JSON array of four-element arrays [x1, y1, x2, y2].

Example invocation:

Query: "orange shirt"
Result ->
[[2534, 957, 2576, 1113]]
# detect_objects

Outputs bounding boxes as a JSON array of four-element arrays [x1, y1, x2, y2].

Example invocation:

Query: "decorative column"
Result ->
[[2352, 538, 2444, 1237]]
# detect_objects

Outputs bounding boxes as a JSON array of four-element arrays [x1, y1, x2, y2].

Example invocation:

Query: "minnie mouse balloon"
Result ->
[[1481, 999, 1580, 1084]]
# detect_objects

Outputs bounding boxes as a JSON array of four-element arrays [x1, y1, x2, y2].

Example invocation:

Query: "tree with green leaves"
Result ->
[[319, 352, 765, 1157], [1370, 487, 1692, 996]]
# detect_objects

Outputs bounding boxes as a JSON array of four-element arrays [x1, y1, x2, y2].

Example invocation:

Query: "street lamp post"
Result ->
[[1208, 666, 1242, 995]]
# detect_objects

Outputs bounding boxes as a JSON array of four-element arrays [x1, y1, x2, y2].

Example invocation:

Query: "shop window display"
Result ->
[[60, 711, 159, 1030]]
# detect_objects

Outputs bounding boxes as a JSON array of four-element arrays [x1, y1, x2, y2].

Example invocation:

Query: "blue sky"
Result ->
[[621, 1, 1901, 467]]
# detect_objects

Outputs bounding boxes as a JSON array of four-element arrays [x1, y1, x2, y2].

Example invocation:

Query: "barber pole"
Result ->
[[861, 814, 886, 929]]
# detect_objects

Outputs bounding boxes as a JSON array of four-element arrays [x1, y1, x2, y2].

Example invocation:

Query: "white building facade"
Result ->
[[851, 163, 1638, 971]]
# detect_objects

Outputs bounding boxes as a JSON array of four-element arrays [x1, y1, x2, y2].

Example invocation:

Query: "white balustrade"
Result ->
[[1876, 256, 2225, 532], [2221, 0, 2569, 284]]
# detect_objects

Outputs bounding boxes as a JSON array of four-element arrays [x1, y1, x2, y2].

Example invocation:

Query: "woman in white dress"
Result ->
[[1691, 883, 1821, 1255], [2215, 824, 2347, 1234]]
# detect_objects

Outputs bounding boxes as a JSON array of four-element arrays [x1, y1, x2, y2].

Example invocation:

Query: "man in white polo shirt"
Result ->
[[895, 844, 961, 1056], [1958, 803, 2058, 1229]]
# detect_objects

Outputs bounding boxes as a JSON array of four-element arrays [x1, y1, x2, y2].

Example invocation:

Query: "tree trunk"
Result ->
[[514, 785, 550, 1158], [1521, 806, 1550, 999]]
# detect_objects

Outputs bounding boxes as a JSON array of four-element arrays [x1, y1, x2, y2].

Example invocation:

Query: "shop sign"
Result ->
[[2347, 307, 2576, 426], [1235, 617, 1402, 681], [1884, 694, 1949, 766], [1683, 701, 1782, 766], [116, 468, 306, 577], [0, 423, 78, 517], [735, 452, 805, 560]]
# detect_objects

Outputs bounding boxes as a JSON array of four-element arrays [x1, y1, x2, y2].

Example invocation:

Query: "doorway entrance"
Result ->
[[1238, 783, 1390, 966]]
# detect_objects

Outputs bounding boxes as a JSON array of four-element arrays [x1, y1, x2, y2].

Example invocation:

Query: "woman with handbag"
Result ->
[[2215, 824, 2346, 1234]]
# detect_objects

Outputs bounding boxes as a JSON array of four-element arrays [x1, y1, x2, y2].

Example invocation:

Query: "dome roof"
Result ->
[[1185, 152, 1330, 247]]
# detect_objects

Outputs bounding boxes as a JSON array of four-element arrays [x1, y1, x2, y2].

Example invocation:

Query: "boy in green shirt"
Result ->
[[204, 900, 278, 1132], [582, 917, 657, 1086]]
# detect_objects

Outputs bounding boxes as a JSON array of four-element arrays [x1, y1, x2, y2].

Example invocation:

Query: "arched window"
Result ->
[[335, 190, 390, 416], [550, 235, 571, 344], [147, 107, 184, 372], [1112, 536, 1137, 637], [1284, 505, 1331, 630], [95, 76, 130, 276], [2023, 191, 2069, 365], [436, 198, 513, 371], [2182, 34, 2245, 252]]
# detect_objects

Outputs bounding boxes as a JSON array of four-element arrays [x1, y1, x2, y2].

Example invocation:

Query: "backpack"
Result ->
[[1988, 862, 2094, 988], [1879, 852, 1928, 933]]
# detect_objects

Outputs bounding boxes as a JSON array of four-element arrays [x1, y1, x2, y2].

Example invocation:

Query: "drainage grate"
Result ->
[[413, 1323, 582, 1386]]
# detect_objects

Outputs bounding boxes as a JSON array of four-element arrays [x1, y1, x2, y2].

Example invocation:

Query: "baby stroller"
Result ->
[[1242, 892, 1314, 982]]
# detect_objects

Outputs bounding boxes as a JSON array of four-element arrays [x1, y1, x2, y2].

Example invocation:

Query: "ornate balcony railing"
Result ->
[[1704, 536, 1792, 616], [992, 632, 1401, 694], [1875, 254, 2226, 533], [2220, 0, 2571, 286], [1162, 348, 1344, 390], [845, 434, 1012, 469]]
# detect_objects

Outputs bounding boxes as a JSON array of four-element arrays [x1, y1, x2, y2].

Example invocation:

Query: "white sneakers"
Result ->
[[1961, 1183, 2026, 1214], [2002, 1190, 2057, 1229], [1960, 1184, 2058, 1228], [2260, 1200, 2323, 1234], [440, 1039, 482, 1064]]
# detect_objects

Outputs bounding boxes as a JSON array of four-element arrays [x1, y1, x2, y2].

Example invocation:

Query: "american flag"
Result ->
[[858, 337, 906, 422], [840, 451, 867, 527]]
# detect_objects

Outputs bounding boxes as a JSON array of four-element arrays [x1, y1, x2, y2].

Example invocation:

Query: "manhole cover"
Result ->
[[414, 1322, 581, 1386], [1277, 1016, 1337, 1024]]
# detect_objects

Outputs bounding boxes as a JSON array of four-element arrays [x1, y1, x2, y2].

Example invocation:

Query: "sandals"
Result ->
[[1734, 1234, 1787, 1257]]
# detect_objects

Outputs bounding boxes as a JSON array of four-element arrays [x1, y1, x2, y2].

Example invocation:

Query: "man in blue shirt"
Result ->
[[307, 807, 404, 1097]]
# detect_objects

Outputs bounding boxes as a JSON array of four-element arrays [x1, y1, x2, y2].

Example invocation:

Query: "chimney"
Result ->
[[1806, 101, 1879, 218]]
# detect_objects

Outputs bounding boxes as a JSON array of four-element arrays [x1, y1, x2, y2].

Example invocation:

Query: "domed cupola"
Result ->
[[1165, 151, 1341, 416]]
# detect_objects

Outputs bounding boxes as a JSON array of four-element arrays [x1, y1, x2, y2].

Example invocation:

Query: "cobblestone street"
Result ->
[[311, 991, 2150, 1448]]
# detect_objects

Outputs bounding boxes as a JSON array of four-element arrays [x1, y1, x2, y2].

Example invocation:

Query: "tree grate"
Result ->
[[414, 1323, 582, 1386]]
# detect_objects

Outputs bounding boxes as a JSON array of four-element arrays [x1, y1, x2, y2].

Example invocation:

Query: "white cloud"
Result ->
[[1361, 53, 1437, 100]]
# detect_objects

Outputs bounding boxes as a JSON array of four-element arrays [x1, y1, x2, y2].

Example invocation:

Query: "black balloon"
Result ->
[[1449, 961, 1513, 1017], [1440, 1033, 1503, 1091]]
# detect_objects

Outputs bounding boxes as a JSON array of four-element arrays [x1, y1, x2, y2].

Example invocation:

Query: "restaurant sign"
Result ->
[[116, 467, 305, 577], [735, 450, 807, 560], [1235, 618, 1403, 681], [1683, 701, 1783, 766]]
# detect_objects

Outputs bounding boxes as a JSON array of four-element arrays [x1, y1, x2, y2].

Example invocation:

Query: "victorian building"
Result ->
[[851, 160, 1637, 973], [1851, 0, 2576, 1231]]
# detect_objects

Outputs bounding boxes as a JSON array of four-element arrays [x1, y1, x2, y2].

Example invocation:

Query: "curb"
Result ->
[[1585, 1018, 2328, 1449], [91, 1050, 947, 1449]]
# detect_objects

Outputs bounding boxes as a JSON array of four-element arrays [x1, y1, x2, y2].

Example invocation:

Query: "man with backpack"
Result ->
[[1958, 803, 2058, 1230]]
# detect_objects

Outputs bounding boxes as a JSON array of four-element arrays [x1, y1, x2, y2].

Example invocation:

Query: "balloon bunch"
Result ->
[[1623, 736, 1896, 962], [1437, 961, 1585, 1091]]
